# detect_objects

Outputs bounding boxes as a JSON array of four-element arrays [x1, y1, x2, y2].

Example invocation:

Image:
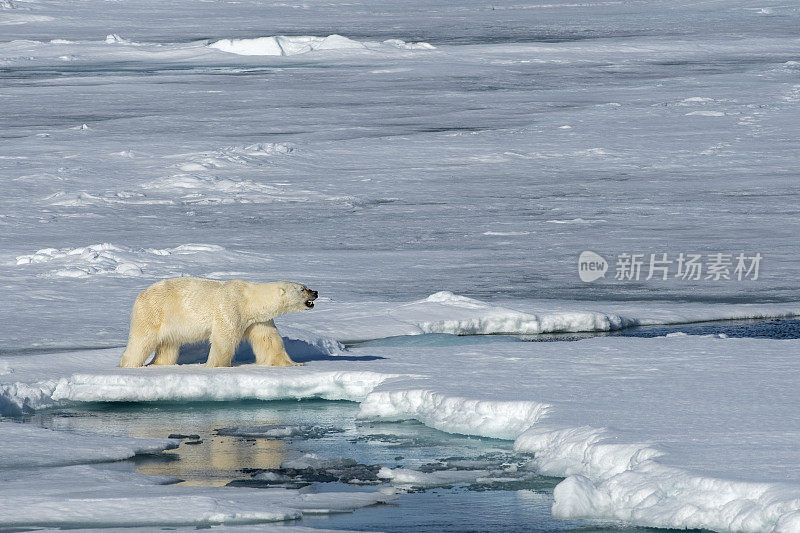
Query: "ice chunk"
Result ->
[[208, 35, 365, 56], [280, 324, 346, 357], [382, 39, 435, 50], [0, 379, 59, 416], [207, 34, 434, 56], [105, 34, 130, 44], [377, 466, 491, 487], [219, 425, 305, 438], [216, 425, 341, 440], [686, 110, 726, 117], [281, 454, 358, 470]]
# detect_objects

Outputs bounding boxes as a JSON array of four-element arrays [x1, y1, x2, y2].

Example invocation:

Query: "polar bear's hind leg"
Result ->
[[119, 290, 163, 367], [119, 334, 159, 367]]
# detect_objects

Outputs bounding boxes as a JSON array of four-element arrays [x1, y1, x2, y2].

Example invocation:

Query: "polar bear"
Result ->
[[118, 277, 318, 368]]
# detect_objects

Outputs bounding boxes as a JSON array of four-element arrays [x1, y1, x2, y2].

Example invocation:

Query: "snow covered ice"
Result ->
[[2, 0, 800, 531]]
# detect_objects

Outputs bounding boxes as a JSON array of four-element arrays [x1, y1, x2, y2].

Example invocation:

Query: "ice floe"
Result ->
[[208, 34, 434, 56], [217, 425, 340, 440], [0, 324, 349, 414], [0, 462, 395, 528], [281, 454, 358, 470], [0, 422, 177, 468]]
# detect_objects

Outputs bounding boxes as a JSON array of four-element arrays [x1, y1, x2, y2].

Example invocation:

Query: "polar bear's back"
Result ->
[[138, 277, 225, 308], [132, 277, 243, 343]]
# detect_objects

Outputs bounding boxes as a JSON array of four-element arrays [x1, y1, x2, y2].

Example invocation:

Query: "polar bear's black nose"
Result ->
[[310, 290, 318, 299]]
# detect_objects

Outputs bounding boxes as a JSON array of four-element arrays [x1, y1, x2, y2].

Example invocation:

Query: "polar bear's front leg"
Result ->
[[206, 332, 237, 368], [245, 321, 304, 367]]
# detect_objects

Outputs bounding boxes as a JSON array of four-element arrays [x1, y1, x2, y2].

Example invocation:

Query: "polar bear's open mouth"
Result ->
[[303, 288, 318, 309]]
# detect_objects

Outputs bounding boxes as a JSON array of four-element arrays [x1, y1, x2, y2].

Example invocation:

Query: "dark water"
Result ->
[[522, 317, 800, 343], [616, 318, 800, 340], [303, 489, 673, 533]]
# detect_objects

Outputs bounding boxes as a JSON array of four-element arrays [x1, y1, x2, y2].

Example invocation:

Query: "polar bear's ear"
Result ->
[[279, 287, 286, 296]]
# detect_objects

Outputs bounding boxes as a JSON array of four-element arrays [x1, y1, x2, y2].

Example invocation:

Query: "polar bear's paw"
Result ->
[[265, 359, 305, 367]]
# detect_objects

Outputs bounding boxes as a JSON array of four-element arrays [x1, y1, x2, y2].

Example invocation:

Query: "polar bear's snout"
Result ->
[[304, 287, 319, 308]]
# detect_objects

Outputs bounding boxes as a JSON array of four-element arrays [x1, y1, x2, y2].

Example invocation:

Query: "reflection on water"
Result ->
[[31, 401, 352, 486], [137, 435, 287, 486]]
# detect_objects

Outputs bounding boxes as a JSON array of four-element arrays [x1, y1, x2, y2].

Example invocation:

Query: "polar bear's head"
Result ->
[[275, 281, 319, 314], [245, 281, 319, 320]]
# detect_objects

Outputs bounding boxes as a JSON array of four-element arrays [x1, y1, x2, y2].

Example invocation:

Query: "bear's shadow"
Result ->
[[174, 338, 384, 366]]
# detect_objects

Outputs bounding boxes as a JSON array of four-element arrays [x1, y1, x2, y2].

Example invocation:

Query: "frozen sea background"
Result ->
[[2, 0, 800, 348], [2, 0, 800, 531]]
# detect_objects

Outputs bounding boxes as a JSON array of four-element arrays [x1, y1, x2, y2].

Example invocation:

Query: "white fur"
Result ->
[[119, 278, 314, 368]]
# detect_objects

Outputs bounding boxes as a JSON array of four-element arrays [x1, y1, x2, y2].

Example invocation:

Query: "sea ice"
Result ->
[[0, 422, 177, 468]]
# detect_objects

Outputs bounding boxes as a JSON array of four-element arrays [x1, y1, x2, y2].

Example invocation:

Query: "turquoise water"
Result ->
[[29, 400, 677, 532]]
